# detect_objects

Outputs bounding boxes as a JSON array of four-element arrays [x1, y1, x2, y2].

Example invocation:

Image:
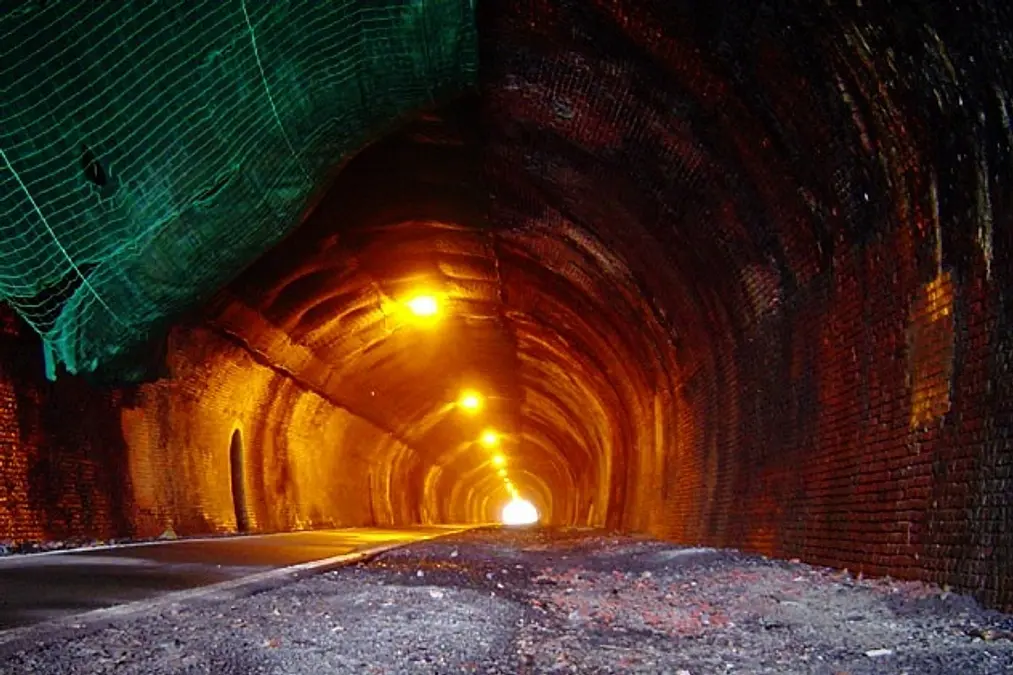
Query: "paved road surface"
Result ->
[[0, 526, 462, 630]]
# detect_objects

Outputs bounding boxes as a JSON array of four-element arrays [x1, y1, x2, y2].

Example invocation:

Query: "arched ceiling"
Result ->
[[196, 0, 1010, 527]]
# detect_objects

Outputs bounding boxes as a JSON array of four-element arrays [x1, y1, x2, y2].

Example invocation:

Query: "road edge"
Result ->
[[0, 530, 463, 657]]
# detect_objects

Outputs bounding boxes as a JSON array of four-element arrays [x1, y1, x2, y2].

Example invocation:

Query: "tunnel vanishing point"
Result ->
[[0, 2, 1011, 610]]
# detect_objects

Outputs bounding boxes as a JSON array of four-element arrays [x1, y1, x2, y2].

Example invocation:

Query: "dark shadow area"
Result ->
[[229, 430, 249, 534]]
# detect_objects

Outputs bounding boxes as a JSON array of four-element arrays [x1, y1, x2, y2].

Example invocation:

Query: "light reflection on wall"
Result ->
[[114, 326, 408, 538]]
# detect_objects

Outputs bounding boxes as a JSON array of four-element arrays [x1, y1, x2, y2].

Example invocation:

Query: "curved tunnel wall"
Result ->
[[0, 308, 408, 541], [476, 0, 1013, 607], [0, 0, 1010, 612]]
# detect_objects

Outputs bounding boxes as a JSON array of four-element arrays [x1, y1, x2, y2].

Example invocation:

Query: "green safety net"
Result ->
[[0, 0, 477, 381]]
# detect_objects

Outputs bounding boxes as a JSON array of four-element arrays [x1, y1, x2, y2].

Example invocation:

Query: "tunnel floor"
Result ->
[[0, 527, 460, 631], [1, 529, 1011, 674]]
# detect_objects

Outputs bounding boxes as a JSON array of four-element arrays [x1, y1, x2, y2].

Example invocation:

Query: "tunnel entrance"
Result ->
[[229, 430, 250, 533]]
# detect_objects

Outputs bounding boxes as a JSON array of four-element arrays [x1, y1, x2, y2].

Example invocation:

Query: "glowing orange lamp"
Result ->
[[405, 294, 439, 318], [458, 390, 482, 413]]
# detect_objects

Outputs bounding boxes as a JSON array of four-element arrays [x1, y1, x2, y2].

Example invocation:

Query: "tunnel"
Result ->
[[0, 1, 1011, 612]]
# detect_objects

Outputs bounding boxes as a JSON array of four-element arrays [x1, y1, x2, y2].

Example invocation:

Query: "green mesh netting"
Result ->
[[0, 0, 477, 381]]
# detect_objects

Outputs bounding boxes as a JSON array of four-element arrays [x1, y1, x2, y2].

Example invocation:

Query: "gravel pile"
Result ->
[[3, 527, 1011, 674]]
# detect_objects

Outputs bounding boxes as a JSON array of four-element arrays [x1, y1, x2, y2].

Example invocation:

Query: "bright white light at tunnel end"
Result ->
[[501, 498, 539, 526]]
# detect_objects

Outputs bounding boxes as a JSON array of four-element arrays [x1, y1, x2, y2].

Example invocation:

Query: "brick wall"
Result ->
[[646, 225, 1012, 611], [479, 0, 1013, 612], [0, 306, 133, 544], [0, 305, 407, 545]]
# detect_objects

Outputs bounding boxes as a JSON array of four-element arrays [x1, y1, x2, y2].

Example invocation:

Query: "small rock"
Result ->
[[450, 550, 459, 558], [429, 589, 444, 599], [968, 627, 1013, 641], [865, 648, 894, 658], [417, 570, 424, 578]]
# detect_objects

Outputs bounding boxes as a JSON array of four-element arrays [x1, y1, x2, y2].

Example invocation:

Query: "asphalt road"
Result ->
[[0, 526, 462, 630]]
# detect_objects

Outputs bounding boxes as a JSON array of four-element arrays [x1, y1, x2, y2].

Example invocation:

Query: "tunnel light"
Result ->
[[405, 294, 439, 318], [480, 430, 500, 448], [458, 390, 483, 413], [491, 454, 506, 468], [501, 498, 539, 526]]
